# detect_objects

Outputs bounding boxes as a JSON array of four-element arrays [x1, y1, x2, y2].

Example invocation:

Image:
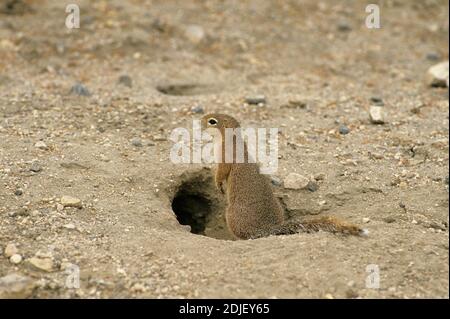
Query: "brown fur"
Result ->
[[201, 113, 366, 240]]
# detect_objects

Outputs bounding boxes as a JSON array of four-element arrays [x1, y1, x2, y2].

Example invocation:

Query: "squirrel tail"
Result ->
[[272, 216, 369, 237]]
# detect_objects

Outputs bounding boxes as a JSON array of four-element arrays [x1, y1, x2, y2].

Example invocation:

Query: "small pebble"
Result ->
[[314, 173, 326, 181], [270, 175, 282, 186], [30, 161, 42, 172], [362, 217, 371, 223], [307, 180, 319, 192], [370, 96, 384, 106], [34, 141, 47, 150], [337, 22, 352, 32], [10, 254, 22, 264], [4, 243, 18, 258], [369, 105, 385, 124], [14, 188, 23, 196], [383, 217, 396, 223], [60, 196, 82, 208], [428, 221, 446, 231], [283, 100, 307, 109], [70, 83, 91, 96], [426, 52, 440, 61], [31, 210, 40, 217], [184, 25, 205, 44], [8, 209, 29, 217], [130, 283, 147, 293], [370, 152, 384, 160], [153, 135, 167, 141], [245, 95, 266, 105], [118, 75, 132, 88], [284, 173, 309, 190], [426, 61, 449, 87], [131, 137, 143, 147], [338, 125, 350, 135], [27, 257, 54, 272], [191, 105, 204, 114]]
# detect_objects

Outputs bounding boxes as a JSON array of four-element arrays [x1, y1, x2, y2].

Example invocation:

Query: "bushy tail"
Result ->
[[271, 216, 368, 237]]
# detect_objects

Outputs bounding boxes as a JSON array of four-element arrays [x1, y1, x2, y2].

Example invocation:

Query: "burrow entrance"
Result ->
[[156, 83, 219, 96], [170, 168, 234, 240]]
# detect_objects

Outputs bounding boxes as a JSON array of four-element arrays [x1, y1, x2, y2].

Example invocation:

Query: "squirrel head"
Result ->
[[201, 113, 241, 137]]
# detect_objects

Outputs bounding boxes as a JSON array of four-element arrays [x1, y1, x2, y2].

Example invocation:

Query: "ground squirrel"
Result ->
[[201, 113, 368, 240]]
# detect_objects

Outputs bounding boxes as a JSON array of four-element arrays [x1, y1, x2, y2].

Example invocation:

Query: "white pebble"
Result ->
[[10, 254, 23, 264]]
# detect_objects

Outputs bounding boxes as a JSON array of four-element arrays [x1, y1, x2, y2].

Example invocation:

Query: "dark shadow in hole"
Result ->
[[172, 192, 211, 234], [170, 168, 233, 240]]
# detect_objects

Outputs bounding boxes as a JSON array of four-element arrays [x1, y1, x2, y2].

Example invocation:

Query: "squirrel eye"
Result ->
[[208, 118, 218, 126]]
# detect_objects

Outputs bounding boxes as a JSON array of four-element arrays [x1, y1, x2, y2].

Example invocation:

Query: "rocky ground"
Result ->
[[0, 0, 449, 298]]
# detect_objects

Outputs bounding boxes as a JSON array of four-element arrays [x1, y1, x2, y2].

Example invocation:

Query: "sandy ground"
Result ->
[[0, 0, 448, 298]]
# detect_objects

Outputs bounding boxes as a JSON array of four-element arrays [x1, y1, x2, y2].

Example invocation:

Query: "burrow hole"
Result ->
[[171, 168, 234, 240], [156, 83, 218, 96]]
